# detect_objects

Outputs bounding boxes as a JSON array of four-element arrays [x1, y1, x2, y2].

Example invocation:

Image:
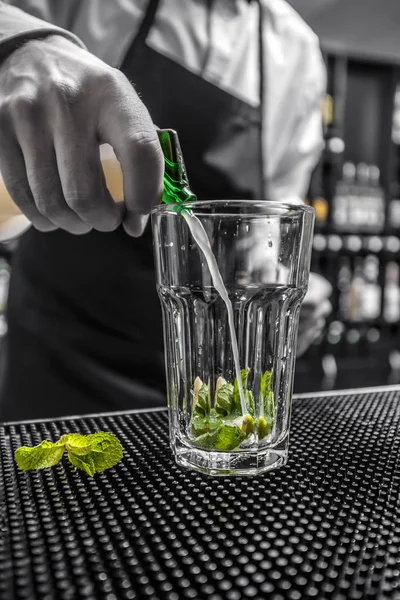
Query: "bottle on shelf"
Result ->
[[332, 162, 356, 231], [367, 165, 385, 233], [323, 91, 345, 156], [388, 183, 400, 230], [311, 197, 329, 228], [360, 255, 381, 321], [383, 261, 400, 324], [349, 257, 365, 322], [346, 327, 361, 356], [351, 162, 369, 231], [0, 257, 11, 315], [322, 94, 334, 131], [0, 257, 11, 344], [392, 84, 400, 145], [337, 256, 352, 320]]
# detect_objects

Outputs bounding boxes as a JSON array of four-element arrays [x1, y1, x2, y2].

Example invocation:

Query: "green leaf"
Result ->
[[264, 391, 275, 420], [191, 377, 210, 417], [60, 433, 93, 456], [14, 440, 65, 471], [241, 414, 255, 435], [67, 451, 97, 477], [191, 414, 210, 437], [192, 422, 246, 452], [215, 382, 234, 416], [213, 424, 246, 451], [260, 370, 273, 399], [192, 429, 221, 450], [15, 431, 123, 476], [244, 389, 255, 417], [233, 368, 251, 413], [67, 432, 123, 477], [260, 370, 275, 425], [258, 416, 274, 440], [191, 409, 222, 437], [197, 383, 210, 415]]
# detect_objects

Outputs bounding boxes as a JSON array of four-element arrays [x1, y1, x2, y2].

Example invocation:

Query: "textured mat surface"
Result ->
[[1, 390, 400, 600]]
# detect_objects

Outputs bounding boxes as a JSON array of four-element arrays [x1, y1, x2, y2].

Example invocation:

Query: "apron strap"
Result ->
[[130, 0, 161, 54]]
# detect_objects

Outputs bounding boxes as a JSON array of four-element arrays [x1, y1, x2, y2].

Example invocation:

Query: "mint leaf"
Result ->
[[233, 368, 252, 414], [15, 432, 123, 475], [67, 432, 123, 476], [191, 377, 210, 416], [192, 429, 221, 450], [215, 382, 234, 416], [244, 389, 255, 417], [259, 370, 275, 438], [59, 433, 93, 456], [260, 370, 273, 399], [67, 451, 97, 477], [258, 416, 273, 440], [191, 413, 209, 436], [191, 409, 222, 437], [213, 423, 246, 451], [14, 440, 65, 471], [193, 422, 247, 452], [241, 414, 255, 435], [265, 391, 275, 419], [197, 383, 210, 415]]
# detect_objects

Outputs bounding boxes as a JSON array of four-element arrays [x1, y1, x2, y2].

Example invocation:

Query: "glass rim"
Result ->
[[151, 199, 315, 218]]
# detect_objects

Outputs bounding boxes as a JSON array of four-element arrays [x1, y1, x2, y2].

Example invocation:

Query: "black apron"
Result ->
[[0, 0, 262, 421]]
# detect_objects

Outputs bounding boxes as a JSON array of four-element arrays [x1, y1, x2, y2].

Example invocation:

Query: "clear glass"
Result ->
[[152, 201, 315, 476]]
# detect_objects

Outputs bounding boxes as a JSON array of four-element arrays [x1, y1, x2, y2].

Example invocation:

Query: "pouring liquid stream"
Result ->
[[182, 210, 247, 416], [157, 130, 248, 415]]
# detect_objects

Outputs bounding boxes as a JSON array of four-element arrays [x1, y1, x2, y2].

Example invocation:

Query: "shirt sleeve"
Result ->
[[0, 1, 85, 61], [269, 42, 327, 205]]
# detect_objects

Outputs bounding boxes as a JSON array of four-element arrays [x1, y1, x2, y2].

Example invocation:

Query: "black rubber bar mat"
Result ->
[[1, 390, 400, 600]]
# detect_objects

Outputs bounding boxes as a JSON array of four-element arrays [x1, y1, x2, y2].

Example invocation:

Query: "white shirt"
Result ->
[[0, 0, 326, 202]]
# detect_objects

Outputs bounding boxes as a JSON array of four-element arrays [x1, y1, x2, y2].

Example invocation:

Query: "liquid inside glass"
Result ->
[[158, 282, 304, 459]]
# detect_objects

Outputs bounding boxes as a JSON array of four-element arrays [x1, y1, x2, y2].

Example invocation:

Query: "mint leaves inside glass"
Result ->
[[190, 369, 275, 452]]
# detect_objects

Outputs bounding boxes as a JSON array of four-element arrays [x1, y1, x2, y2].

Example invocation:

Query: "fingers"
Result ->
[[53, 131, 123, 232], [297, 274, 333, 357], [14, 118, 91, 234], [97, 73, 164, 236], [297, 317, 325, 357], [123, 214, 150, 237], [0, 129, 57, 232], [300, 299, 332, 322], [304, 272, 332, 304]]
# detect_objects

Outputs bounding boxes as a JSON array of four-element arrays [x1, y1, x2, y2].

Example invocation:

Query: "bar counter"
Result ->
[[1, 386, 399, 600]]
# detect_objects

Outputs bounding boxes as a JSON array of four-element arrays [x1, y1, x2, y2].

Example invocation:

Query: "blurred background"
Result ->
[[0, 0, 400, 395], [290, 0, 400, 392]]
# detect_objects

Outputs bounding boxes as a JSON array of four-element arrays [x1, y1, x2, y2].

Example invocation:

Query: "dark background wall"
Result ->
[[289, 0, 400, 64]]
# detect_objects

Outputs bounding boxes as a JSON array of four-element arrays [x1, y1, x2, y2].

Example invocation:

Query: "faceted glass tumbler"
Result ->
[[152, 201, 315, 476]]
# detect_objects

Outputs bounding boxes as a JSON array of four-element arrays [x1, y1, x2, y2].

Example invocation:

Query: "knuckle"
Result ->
[[46, 76, 80, 106], [65, 193, 88, 213], [32, 220, 57, 233], [126, 131, 164, 163], [0, 97, 11, 120], [97, 66, 120, 89], [35, 196, 57, 218], [10, 92, 41, 118]]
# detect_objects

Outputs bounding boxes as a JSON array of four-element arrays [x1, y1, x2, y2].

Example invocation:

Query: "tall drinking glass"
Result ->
[[152, 201, 315, 476]]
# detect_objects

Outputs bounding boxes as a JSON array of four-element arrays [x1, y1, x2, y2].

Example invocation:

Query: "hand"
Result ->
[[297, 272, 332, 357], [0, 35, 164, 236]]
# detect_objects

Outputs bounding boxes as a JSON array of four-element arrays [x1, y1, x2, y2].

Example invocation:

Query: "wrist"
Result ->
[[0, 32, 83, 68]]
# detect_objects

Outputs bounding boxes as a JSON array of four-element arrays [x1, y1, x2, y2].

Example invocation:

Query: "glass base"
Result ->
[[173, 435, 289, 476]]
